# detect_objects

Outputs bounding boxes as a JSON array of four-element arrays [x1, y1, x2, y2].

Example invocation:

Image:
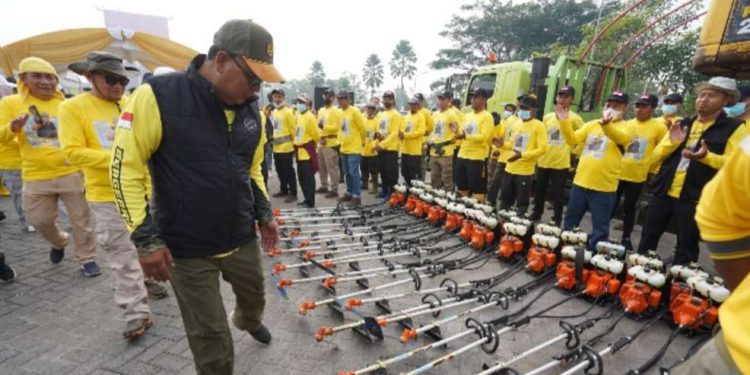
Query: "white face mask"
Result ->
[[502, 110, 514, 120]]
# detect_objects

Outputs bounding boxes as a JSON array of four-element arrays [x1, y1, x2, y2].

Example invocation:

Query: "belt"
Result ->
[[273, 135, 292, 145]]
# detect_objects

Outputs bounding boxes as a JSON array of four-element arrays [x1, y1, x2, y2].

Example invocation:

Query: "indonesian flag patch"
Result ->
[[117, 112, 133, 130]]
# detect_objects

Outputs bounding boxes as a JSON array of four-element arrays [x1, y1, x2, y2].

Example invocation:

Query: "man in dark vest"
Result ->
[[110, 19, 282, 374], [639, 77, 746, 265]]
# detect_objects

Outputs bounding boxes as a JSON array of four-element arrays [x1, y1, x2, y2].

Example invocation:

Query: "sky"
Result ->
[[0, 0, 470, 95]]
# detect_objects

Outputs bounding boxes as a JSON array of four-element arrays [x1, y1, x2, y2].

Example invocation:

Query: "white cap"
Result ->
[[153, 66, 176, 76], [695, 76, 740, 104]]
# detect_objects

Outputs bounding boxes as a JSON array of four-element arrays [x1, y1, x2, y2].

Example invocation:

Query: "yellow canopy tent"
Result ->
[[0, 27, 199, 76]]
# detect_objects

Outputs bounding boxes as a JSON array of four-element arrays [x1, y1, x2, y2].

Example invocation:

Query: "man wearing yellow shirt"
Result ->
[[337, 91, 366, 205], [724, 86, 750, 120], [316, 89, 341, 199], [110, 20, 281, 372], [362, 103, 380, 195], [401, 97, 426, 188], [0, 57, 97, 274], [59, 52, 153, 339], [429, 91, 460, 190], [557, 91, 634, 248], [639, 77, 746, 265], [415, 93, 434, 180], [531, 87, 582, 225], [487, 103, 518, 207], [499, 96, 548, 216], [661, 92, 684, 127], [452, 88, 494, 201], [374, 91, 403, 199], [676, 135, 750, 375], [610, 94, 667, 250], [293, 94, 320, 208], [270, 89, 297, 203]]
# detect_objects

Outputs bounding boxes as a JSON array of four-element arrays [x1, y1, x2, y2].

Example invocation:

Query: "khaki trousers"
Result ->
[[429, 156, 454, 191], [318, 146, 339, 192]]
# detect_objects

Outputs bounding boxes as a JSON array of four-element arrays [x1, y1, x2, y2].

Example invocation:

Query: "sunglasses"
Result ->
[[102, 73, 129, 87], [230, 55, 262, 87]]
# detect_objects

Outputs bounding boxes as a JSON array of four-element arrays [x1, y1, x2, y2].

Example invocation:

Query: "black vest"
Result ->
[[147, 55, 262, 257], [650, 112, 742, 203]]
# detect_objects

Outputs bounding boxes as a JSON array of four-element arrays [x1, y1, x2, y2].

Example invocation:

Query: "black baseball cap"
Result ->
[[519, 95, 538, 108], [337, 90, 350, 99], [415, 93, 425, 101], [322, 87, 335, 97], [213, 19, 284, 82], [606, 91, 629, 103], [438, 90, 454, 99], [557, 85, 575, 96], [663, 93, 683, 103], [270, 88, 285, 97], [471, 88, 489, 98], [635, 93, 658, 107], [383, 90, 395, 98]]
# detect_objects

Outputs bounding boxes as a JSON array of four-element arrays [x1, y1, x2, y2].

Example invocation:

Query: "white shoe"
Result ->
[[26, 225, 36, 233]]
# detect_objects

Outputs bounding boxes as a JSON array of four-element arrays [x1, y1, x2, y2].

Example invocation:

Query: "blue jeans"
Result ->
[[341, 153, 362, 198], [563, 185, 616, 249]]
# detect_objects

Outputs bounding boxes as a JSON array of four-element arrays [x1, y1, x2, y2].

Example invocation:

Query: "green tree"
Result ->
[[307, 61, 327, 87], [362, 54, 385, 98], [389, 40, 418, 102]]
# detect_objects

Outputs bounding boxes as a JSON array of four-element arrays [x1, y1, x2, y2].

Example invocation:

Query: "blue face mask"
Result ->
[[724, 102, 746, 118], [518, 109, 532, 120], [662, 104, 678, 115], [296, 103, 307, 113]]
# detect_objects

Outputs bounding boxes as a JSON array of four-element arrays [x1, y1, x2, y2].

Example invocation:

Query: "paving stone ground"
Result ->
[[0, 170, 717, 375]]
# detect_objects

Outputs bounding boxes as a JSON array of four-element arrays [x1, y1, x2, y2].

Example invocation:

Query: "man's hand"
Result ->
[[10, 114, 28, 133], [492, 137, 503, 148], [373, 144, 382, 152], [449, 123, 459, 134], [140, 248, 174, 282], [669, 122, 688, 143], [320, 138, 327, 146], [507, 149, 522, 162], [554, 104, 569, 121], [491, 150, 500, 158], [259, 221, 280, 252], [398, 131, 404, 140], [682, 140, 708, 160], [454, 132, 466, 140]]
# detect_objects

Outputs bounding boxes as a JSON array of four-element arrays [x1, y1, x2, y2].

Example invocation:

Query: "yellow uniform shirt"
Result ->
[[559, 118, 634, 193], [452, 107, 465, 148], [401, 112, 426, 156], [496, 116, 519, 163], [110, 84, 268, 232], [0, 94, 77, 181], [317, 106, 341, 148], [376, 108, 403, 152], [457, 110, 493, 161], [419, 107, 435, 136], [650, 119, 747, 198], [695, 135, 750, 374], [338, 106, 366, 154], [618, 118, 668, 183], [503, 118, 548, 176], [0, 138, 21, 170], [270, 106, 296, 153], [293, 110, 320, 161], [538, 111, 583, 169], [58, 92, 123, 202], [363, 114, 381, 157], [430, 109, 459, 157]]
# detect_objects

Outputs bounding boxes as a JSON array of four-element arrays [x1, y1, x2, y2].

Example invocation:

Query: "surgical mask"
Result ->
[[603, 108, 622, 120], [502, 110, 514, 120], [518, 110, 532, 120], [724, 102, 747, 118], [296, 103, 307, 113], [662, 104, 678, 115]]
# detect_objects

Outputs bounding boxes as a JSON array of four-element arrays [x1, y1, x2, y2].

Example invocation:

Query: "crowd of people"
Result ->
[[0, 17, 748, 375]]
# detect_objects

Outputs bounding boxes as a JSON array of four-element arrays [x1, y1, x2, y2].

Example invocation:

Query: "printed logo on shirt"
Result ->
[[366, 129, 374, 140], [583, 134, 608, 160], [405, 122, 414, 133], [433, 121, 445, 140], [548, 127, 563, 146], [676, 140, 698, 172], [295, 126, 304, 142], [624, 136, 648, 161], [341, 118, 350, 136], [379, 117, 389, 132], [23, 110, 59, 148], [272, 116, 282, 134], [117, 112, 133, 130], [513, 132, 530, 152], [94, 118, 117, 149], [465, 122, 478, 135]]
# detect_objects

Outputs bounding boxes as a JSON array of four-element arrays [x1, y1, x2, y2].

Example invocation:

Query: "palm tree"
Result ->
[[389, 40, 418, 95], [307, 61, 326, 87], [362, 54, 384, 98]]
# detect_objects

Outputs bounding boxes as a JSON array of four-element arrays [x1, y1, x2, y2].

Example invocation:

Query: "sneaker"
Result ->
[[349, 198, 362, 206], [49, 248, 65, 264], [324, 191, 338, 199], [272, 192, 287, 198], [123, 318, 153, 340], [81, 262, 102, 277], [0, 211, 5, 221], [26, 225, 36, 233], [0, 254, 16, 283], [228, 309, 272, 344], [145, 280, 169, 299], [284, 195, 298, 203], [315, 187, 328, 194], [340, 194, 352, 202], [376, 190, 388, 199]]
